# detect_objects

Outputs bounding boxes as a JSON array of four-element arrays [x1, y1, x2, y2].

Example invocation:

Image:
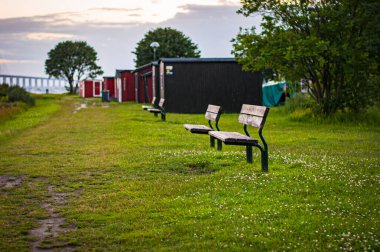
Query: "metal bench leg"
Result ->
[[261, 149, 268, 172], [258, 128, 269, 172], [210, 136, 215, 147], [154, 112, 158, 117], [217, 140, 222, 151], [246, 145, 253, 163], [161, 113, 166, 121]]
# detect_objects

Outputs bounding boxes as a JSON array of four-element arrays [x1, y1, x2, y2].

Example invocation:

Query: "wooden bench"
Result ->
[[209, 104, 270, 172], [147, 98, 166, 121], [142, 97, 156, 110], [184, 105, 222, 147]]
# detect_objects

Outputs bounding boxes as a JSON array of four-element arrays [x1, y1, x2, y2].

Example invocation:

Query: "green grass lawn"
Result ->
[[0, 95, 379, 251]]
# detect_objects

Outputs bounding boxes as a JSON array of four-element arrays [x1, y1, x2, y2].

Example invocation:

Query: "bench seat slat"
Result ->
[[238, 114, 265, 128], [184, 124, 213, 134], [142, 97, 157, 110], [205, 111, 219, 121], [207, 105, 221, 114], [209, 131, 258, 145], [240, 104, 268, 116], [148, 108, 161, 113], [205, 105, 221, 121]]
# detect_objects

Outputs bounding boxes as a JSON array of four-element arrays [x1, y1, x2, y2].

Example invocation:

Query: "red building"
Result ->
[[79, 79, 103, 98], [115, 70, 134, 102], [133, 63, 155, 103], [103, 77, 116, 98]]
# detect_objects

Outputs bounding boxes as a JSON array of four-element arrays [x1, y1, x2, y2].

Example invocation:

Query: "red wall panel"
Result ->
[[103, 77, 115, 97], [84, 81, 93, 97]]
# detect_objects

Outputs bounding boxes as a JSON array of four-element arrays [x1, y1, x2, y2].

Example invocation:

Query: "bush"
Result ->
[[0, 83, 9, 98], [284, 93, 314, 114], [282, 93, 380, 126], [7, 86, 35, 106], [323, 106, 380, 126]]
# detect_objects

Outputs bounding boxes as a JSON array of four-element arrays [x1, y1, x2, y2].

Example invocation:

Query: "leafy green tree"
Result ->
[[45, 41, 103, 94], [232, 0, 380, 114], [133, 27, 201, 67]]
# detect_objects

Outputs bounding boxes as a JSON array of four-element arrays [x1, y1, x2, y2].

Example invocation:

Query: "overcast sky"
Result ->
[[0, 0, 261, 77]]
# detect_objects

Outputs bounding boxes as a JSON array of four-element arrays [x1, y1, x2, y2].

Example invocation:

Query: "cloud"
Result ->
[[0, 59, 40, 64], [0, 49, 14, 56], [0, 4, 261, 77], [26, 32, 75, 41], [160, 4, 261, 57], [0, 59, 15, 64], [216, 0, 240, 5], [26, 7, 172, 27]]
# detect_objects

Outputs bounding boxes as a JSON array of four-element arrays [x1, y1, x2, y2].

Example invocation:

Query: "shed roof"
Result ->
[[159, 58, 236, 63], [134, 61, 159, 70], [115, 69, 133, 77], [133, 62, 152, 73]]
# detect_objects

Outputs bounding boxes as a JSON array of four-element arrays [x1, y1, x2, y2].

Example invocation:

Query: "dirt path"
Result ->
[[29, 185, 77, 251], [0, 175, 24, 188], [0, 98, 126, 250]]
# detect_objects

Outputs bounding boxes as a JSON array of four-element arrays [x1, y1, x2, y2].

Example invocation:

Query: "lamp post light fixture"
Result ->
[[150, 42, 160, 61]]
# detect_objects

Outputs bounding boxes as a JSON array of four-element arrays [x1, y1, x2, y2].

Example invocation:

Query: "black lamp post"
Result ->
[[150, 42, 159, 61]]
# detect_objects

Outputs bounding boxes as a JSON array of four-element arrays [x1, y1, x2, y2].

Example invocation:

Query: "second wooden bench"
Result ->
[[184, 104, 222, 147], [147, 98, 166, 121]]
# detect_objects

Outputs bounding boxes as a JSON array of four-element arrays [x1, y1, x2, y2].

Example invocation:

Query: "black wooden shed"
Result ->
[[157, 58, 263, 113]]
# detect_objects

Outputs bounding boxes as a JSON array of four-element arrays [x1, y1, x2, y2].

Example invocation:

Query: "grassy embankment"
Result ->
[[0, 95, 379, 251]]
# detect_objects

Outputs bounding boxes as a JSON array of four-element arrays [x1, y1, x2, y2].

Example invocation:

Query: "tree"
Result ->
[[45, 41, 103, 94], [133, 27, 201, 67], [232, 0, 380, 114]]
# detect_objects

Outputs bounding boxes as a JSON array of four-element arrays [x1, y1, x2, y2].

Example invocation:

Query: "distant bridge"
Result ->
[[0, 74, 68, 89]]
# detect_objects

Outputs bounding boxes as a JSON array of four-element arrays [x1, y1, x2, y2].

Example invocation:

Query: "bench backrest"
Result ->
[[204, 105, 222, 122], [158, 98, 165, 108], [238, 104, 269, 129], [151, 97, 157, 105]]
